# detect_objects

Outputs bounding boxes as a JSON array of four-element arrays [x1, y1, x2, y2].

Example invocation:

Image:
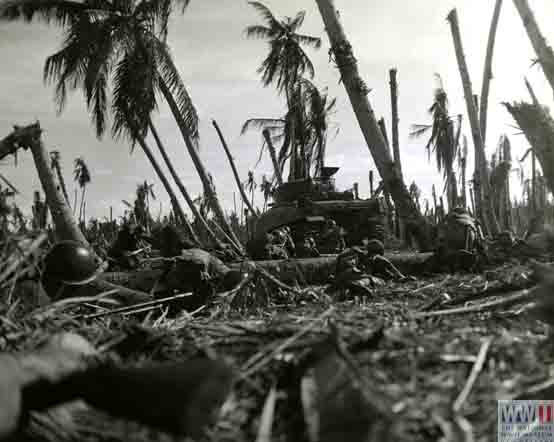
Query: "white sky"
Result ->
[[0, 0, 553, 220]]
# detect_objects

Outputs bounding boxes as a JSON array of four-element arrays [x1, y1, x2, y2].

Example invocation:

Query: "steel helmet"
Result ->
[[42, 240, 102, 285]]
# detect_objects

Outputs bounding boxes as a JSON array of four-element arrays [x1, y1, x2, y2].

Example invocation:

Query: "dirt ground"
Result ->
[[1, 259, 552, 442]]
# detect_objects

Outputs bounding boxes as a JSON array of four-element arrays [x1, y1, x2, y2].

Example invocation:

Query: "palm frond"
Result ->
[[135, 0, 173, 40], [289, 10, 305, 30], [293, 32, 322, 49], [153, 36, 199, 139], [409, 124, 431, 139], [83, 25, 113, 137], [244, 24, 274, 40], [247, 1, 280, 28], [112, 49, 153, 141], [0, 0, 97, 26], [520, 147, 534, 162], [241, 118, 284, 134], [43, 19, 93, 112]]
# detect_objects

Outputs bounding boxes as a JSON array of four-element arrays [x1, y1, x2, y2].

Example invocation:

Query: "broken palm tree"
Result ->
[[504, 101, 554, 196], [314, 0, 431, 249], [447, 9, 500, 236], [0, 123, 88, 245], [513, 0, 554, 100]]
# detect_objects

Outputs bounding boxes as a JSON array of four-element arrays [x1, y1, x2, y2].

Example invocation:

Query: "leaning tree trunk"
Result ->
[[315, 0, 430, 249], [262, 129, 283, 185], [513, 0, 554, 99], [213, 120, 257, 217], [148, 120, 219, 249], [158, 79, 244, 252], [134, 134, 199, 245], [504, 101, 554, 196], [525, 78, 540, 216], [447, 8, 499, 236], [0, 123, 88, 244], [479, 0, 503, 145]]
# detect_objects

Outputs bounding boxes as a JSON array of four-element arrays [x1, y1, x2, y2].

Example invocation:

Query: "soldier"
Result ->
[[359, 239, 406, 281], [434, 207, 483, 272], [152, 225, 195, 258], [107, 222, 150, 270], [161, 249, 244, 310], [281, 226, 296, 257], [264, 231, 289, 260], [296, 235, 320, 258], [318, 219, 346, 254], [332, 248, 379, 299]]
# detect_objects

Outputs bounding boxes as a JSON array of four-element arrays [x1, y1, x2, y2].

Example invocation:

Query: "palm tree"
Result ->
[[410, 75, 459, 210], [246, 1, 321, 179], [301, 79, 337, 177], [242, 79, 336, 182], [409, 182, 421, 213], [49, 150, 70, 205], [0, 0, 242, 250], [244, 171, 257, 211], [73, 157, 90, 224], [260, 174, 273, 212], [447, 8, 499, 235]]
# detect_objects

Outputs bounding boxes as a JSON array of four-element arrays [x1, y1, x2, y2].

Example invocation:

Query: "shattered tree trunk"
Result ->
[[505, 102, 554, 196], [502, 137, 512, 230], [158, 79, 244, 252], [52, 162, 70, 206], [147, 120, 206, 247], [315, 0, 431, 249], [479, 0, 503, 145], [0, 123, 88, 244], [389, 68, 402, 178], [263, 129, 283, 185], [513, 0, 554, 100], [460, 136, 468, 209], [213, 120, 257, 217], [447, 9, 499, 236]]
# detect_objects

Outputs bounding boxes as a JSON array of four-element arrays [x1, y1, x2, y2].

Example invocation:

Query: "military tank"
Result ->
[[247, 167, 386, 259]]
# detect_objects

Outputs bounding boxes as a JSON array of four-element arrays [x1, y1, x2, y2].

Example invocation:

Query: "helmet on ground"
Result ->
[[43, 240, 102, 285]]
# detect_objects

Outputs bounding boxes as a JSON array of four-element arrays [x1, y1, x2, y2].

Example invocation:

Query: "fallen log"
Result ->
[[230, 252, 433, 285], [101, 252, 433, 291]]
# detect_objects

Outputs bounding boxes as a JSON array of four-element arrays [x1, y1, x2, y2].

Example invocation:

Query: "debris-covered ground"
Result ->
[[2, 242, 553, 442]]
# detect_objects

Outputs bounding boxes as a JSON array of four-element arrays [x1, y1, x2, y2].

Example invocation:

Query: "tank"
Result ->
[[247, 167, 385, 259]]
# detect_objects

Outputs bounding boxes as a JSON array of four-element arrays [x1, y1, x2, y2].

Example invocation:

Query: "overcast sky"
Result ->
[[1, 0, 553, 221]]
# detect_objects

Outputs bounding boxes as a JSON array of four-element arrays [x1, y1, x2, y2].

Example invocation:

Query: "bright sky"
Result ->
[[0, 0, 553, 221]]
